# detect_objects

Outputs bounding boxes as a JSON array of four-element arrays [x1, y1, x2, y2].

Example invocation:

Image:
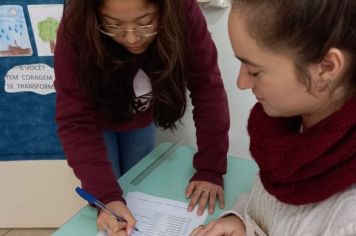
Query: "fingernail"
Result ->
[[127, 228, 132, 235], [188, 207, 192, 212]]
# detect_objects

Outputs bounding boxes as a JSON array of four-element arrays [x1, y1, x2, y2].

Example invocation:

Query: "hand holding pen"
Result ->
[[76, 187, 139, 235]]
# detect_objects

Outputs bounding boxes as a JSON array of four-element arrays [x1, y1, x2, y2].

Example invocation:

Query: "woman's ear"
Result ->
[[318, 48, 346, 81], [311, 48, 346, 92]]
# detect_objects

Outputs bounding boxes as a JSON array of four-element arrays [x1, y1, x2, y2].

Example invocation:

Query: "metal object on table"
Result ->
[[130, 139, 184, 186]]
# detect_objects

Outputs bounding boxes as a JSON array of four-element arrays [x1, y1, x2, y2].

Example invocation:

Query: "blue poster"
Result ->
[[0, 0, 64, 161]]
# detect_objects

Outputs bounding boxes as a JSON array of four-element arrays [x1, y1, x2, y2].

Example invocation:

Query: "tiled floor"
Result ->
[[0, 228, 57, 236]]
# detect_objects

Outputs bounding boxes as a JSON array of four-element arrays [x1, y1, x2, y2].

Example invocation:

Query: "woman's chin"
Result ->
[[261, 105, 280, 117], [126, 46, 146, 54]]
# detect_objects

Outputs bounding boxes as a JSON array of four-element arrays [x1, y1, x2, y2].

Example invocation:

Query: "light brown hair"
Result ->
[[232, 0, 356, 95]]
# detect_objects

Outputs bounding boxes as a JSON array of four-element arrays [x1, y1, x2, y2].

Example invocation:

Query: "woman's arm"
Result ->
[[54, 23, 124, 205], [183, 0, 230, 215]]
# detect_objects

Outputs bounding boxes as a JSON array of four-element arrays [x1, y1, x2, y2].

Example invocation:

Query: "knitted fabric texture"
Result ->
[[247, 96, 356, 205]]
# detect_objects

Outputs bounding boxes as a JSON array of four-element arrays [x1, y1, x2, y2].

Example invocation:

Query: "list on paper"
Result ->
[[97, 191, 208, 236]]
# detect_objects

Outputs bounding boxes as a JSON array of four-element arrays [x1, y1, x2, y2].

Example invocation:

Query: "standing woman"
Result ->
[[54, 0, 229, 234]]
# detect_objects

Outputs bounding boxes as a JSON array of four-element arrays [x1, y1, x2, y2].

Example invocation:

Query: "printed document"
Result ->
[[97, 191, 208, 236]]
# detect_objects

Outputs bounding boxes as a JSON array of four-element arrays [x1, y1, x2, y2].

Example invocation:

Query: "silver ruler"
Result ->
[[130, 139, 184, 186]]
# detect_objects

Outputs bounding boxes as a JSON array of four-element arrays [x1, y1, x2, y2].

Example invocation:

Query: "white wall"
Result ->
[[155, 6, 257, 159]]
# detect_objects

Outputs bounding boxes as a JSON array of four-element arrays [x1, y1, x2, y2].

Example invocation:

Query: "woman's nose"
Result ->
[[237, 64, 254, 90], [124, 30, 139, 44]]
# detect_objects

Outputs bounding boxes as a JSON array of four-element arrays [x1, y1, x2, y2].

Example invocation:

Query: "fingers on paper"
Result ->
[[186, 181, 196, 198], [187, 189, 201, 212], [108, 219, 127, 233], [97, 217, 127, 233], [189, 224, 206, 236], [121, 212, 137, 235], [187, 181, 225, 215], [218, 188, 225, 208], [97, 210, 128, 234], [187, 181, 211, 213], [190, 221, 221, 236], [197, 188, 210, 216], [105, 228, 129, 236], [208, 189, 218, 214]]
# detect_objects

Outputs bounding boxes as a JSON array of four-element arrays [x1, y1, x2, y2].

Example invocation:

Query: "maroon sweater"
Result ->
[[54, 0, 229, 204]]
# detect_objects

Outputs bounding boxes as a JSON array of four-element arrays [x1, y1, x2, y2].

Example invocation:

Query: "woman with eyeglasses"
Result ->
[[54, 0, 229, 234]]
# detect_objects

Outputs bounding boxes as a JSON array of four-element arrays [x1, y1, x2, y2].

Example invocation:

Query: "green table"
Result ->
[[53, 143, 258, 236]]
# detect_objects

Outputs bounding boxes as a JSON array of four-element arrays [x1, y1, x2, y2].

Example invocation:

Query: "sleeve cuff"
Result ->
[[101, 194, 126, 205], [219, 210, 246, 226], [190, 170, 224, 187]]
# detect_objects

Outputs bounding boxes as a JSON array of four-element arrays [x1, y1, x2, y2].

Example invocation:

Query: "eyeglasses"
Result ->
[[97, 24, 158, 38]]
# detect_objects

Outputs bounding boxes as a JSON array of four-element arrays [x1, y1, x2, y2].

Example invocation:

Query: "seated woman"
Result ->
[[191, 0, 356, 235]]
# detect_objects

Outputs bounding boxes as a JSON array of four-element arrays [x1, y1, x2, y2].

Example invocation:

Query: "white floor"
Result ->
[[0, 229, 57, 236]]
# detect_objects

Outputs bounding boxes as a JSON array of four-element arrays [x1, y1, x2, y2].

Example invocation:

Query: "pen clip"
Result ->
[[75, 187, 96, 204], [75, 187, 123, 221]]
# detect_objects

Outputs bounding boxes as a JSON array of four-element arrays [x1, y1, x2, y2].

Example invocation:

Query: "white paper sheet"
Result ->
[[97, 192, 207, 236]]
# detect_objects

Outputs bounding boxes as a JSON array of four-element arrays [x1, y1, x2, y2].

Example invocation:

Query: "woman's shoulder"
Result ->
[[247, 179, 356, 236], [321, 184, 356, 236], [285, 184, 356, 236]]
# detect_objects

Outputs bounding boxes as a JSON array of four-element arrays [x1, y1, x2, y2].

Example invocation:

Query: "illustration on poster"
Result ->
[[0, 5, 33, 57]]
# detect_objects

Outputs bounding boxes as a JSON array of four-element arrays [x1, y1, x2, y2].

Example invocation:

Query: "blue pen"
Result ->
[[75, 187, 140, 232]]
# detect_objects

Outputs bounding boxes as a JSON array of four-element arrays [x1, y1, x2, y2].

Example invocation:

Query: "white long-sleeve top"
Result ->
[[222, 177, 356, 236]]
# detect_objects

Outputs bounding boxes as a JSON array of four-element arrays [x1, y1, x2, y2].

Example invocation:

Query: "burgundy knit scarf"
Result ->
[[248, 96, 356, 205]]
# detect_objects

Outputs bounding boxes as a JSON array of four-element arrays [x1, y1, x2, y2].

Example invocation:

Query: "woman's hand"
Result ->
[[189, 215, 246, 236], [186, 181, 224, 215], [97, 201, 136, 236]]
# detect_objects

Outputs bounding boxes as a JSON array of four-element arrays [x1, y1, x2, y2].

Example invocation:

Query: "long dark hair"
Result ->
[[232, 0, 356, 95], [61, 0, 187, 129]]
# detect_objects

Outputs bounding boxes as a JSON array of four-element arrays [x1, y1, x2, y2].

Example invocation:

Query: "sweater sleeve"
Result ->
[[219, 193, 249, 225], [54, 24, 125, 204], [322, 191, 356, 236], [184, 0, 230, 187]]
